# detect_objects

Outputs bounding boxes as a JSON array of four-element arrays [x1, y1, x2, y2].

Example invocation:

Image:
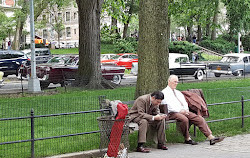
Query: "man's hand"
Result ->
[[154, 114, 167, 120], [180, 110, 189, 116]]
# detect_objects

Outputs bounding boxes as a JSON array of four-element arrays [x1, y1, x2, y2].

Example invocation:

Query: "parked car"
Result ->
[[131, 53, 206, 80], [101, 54, 116, 60], [27, 56, 125, 88], [22, 48, 52, 64], [18, 55, 76, 79], [101, 53, 138, 69], [52, 41, 75, 49], [208, 53, 250, 77], [0, 50, 28, 77], [0, 71, 4, 87]]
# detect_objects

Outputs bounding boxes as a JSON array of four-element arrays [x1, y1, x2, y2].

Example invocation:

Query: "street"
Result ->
[[1, 71, 250, 94]]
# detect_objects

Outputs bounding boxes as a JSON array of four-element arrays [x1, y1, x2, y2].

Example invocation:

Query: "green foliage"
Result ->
[[0, 12, 15, 41], [169, 41, 200, 58], [222, 0, 250, 34], [242, 34, 250, 51], [200, 38, 235, 54], [100, 25, 120, 44], [114, 37, 138, 54]]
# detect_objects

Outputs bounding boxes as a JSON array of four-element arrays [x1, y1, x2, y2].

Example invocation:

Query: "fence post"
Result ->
[[31, 109, 35, 158], [241, 96, 244, 128]]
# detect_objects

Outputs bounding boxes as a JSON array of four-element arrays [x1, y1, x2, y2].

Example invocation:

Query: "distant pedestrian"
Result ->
[[192, 35, 196, 44], [192, 52, 196, 62], [8, 41, 11, 50], [195, 52, 199, 62]]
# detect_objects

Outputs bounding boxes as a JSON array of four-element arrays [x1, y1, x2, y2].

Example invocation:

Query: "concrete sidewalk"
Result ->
[[128, 134, 250, 158]]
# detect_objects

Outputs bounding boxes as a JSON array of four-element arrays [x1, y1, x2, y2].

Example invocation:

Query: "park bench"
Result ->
[[99, 89, 206, 135]]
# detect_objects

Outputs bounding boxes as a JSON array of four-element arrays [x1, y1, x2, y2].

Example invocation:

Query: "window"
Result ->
[[58, 13, 62, 22], [42, 15, 46, 21], [74, 12, 77, 20], [66, 27, 71, 37], [243, 57, 249, 63], [50, 14, 55, 23], [74, 29, 77, 34], [66, 12, 70, 21]]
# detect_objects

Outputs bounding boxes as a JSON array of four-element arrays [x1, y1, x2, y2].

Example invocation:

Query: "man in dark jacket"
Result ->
[[128, 91, 168, 153]]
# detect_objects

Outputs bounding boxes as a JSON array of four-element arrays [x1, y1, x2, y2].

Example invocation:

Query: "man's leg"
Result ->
[[186, 112, 212, 137], [133, 118, 148, 143], [149, 119, 166, 145], [149, 119, 168, 150], [169, 113, 190, 140], [132, 118, 151, 152]]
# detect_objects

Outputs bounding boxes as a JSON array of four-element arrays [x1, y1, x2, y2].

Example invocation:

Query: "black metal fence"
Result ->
[[0, 94, 250, 158]]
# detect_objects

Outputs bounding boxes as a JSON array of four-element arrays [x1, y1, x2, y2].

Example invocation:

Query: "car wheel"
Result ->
[[214, 73, 221, 77], [195, 69, 204, 80], [236, 70, 243, 77], [40, 81, 50, 89], [111, 75, 122, 84]]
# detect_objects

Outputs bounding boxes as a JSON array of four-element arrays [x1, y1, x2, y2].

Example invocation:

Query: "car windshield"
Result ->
[[66, 57, 78, 65], [110, 55, 121, 60], [47, 56, 66, 64], [221, 56, 239, 63], [175, 57, 189, 63]]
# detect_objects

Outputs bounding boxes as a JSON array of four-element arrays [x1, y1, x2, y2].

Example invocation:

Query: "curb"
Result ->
[[46, 149, 102, 158]]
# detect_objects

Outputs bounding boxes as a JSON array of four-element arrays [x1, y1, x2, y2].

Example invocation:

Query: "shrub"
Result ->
[[169, 41, 200, 58], [199, 38, 235, 55], [114, 38, 138, 54], [100, 25, 121, 44]]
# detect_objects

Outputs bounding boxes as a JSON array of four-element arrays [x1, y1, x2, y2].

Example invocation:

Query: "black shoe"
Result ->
[[210, 137, 225, 145], [184, 140, 198, 145], [136, 146, 151, 153], [157, 144, 168, 150]]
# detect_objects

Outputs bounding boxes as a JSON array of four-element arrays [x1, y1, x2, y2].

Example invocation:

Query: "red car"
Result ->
[[25, 56, 125, 88], [101, 53, 138, 69]]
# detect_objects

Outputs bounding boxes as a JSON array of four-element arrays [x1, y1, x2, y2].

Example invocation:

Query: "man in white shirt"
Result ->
[[162, 75, 224, 145]]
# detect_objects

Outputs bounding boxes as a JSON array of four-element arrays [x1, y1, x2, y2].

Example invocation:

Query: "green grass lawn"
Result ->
[[50, 43, 117, 55], [1, 79, 250, 157]]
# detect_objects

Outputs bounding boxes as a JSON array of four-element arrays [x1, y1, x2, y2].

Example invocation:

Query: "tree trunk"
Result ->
[[122, 0, 135, 39], [167, 15, 171, 43], [211, 0, 219, 40], [206, 17, 210, 37], [197, 24, 202, 44], [187, 26, 192, 42], [12, 18, 23, 50], [123, 23, 129, 39], [135, 0, 169, 98], [111, 17, 118, 34], [76, 0, 106, 89]]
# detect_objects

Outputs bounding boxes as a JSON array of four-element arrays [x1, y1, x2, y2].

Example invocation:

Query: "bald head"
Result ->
[[168, 75, 179, 90]]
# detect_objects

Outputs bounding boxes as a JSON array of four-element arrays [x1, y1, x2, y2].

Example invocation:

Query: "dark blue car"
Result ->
[[0, 50, 28, 77]]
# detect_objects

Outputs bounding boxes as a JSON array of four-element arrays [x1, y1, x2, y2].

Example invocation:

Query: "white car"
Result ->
[[131, 53, 206, 80], [101, 54, 116, 60], [0, 71, 4, 87]]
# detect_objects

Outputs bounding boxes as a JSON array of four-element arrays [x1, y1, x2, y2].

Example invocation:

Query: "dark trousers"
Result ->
[[169, 111, 212, 139], [132, 117, 166, 144]]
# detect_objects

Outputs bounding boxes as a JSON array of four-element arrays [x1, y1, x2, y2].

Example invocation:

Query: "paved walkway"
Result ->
[[128, 134, 250, 158]]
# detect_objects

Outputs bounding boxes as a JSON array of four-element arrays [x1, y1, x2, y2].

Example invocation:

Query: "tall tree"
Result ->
[[102, 0, 139, 38], [223, 0, 250, 38], [12, 0, 29, 50], [135, 0, 169, 98], [76, 0, 108, 89], [211, 0, 219, 40]]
